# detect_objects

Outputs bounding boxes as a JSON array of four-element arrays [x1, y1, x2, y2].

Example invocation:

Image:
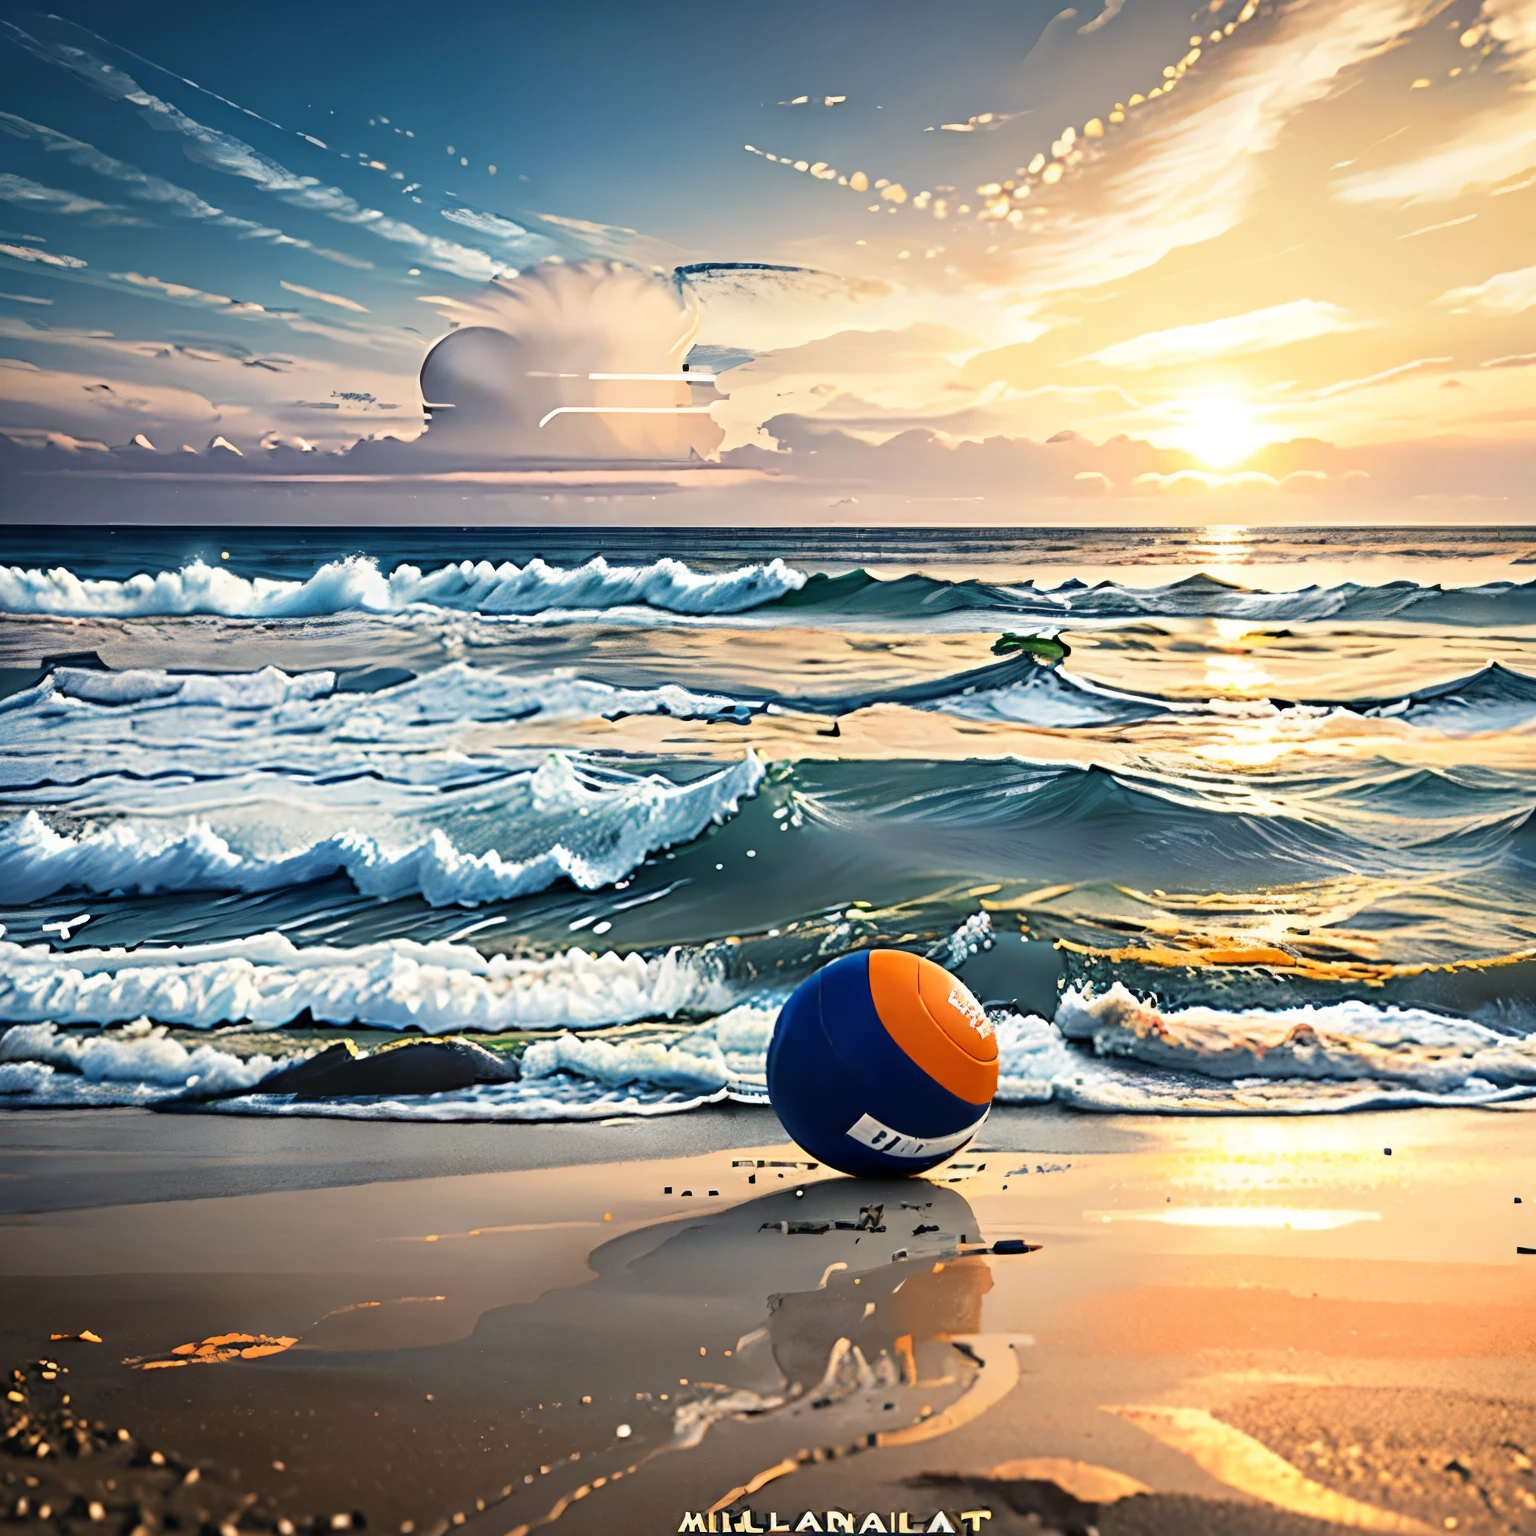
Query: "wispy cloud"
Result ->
[[0, 23, 509, 284], [0, 112, 326, 253], [1436, 263, 1536, 314], [1333, 0, 1536, 204], [0, 173, 144, 224], [1010, 0, 1448, 299], [1311, 356, 1453, 397], [1396, 214, 1478, 240], [279, 280, 369, 314], [0, 243, 86, 269], [1079, 300, 1364, 371]]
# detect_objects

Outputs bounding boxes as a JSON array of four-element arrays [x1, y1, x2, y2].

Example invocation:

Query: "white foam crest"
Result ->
[[1, 664, 760, 799], [1055, 982, 1536, 1091], [0, 1026, 293, 1099], [520, 1000, 783, 1099], [0, 558, 393, 619], [993, 1010, 1080, 1102], [522, 1032, 730, 1095], [0, 555, 805, 620], [0, 931, 737, 1031], [203, 1079, 731, 1122], [0, 751, 765, 906], [46, 665, 339, 709], [928, 667, 1185, 729], [34, 660, 752, 723]]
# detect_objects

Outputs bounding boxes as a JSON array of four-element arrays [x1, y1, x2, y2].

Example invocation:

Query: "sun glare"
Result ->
[[1176, 392, 1265, 469]]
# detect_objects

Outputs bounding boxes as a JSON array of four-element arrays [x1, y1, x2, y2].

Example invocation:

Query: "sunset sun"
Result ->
[[1176, 392, 1265, 469]]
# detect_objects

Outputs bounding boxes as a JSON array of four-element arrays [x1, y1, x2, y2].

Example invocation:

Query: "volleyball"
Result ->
[[765, 949, 999, 1178]]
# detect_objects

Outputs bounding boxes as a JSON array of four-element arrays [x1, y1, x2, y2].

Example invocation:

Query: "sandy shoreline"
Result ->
[[2, 1104, 1535, 1534]]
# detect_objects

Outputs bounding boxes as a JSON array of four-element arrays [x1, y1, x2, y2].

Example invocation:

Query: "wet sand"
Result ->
[[2, 1104, 1535, 1534]]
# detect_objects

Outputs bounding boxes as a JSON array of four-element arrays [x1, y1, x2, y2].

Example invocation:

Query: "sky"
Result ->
[[0, 0, 1533, 522]]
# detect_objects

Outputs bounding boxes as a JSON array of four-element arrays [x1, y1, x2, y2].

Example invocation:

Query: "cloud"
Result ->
[[0, 312, 421, 449], [1079, 301, 1364, 371], [440, 207, 549, 258], [416, 263, 723, 459], [1332, 0, 1536, 204], [1078, 0, 1128, 34], [680, 263, 1045, 359], [1334, 118, 1536, 204], [0, 173, 143, 224], [0, 360, 234, 434], [0, 111, 339, 256], [717, 412, 1536, 509], [279, 280, 369, 314], [1436, 263, 1536, 314], [0, 243, 86, 268], [1004, 0, 1448, 299], [1311, 356, 1453, 397], [0, 249, 407, 352], [0, 25, 509, 284]]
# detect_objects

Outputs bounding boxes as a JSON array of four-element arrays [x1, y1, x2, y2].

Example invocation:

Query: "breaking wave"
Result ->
[[0, 930, 740, 1032], [0, 555, 805, 619], [0, 750, 765, 906], [775, 569, 1536, 627], [4, 557, 1536, 627], [9, 656, 1534, 798], [3, 962, 1533, 1116]]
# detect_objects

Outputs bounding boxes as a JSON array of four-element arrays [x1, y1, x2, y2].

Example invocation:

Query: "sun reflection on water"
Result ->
[[1085, 1206, 1381, 1231]]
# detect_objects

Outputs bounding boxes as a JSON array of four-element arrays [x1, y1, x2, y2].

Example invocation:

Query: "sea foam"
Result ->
[[0, 931, 739, 1031], [0, 555, 806, 619], [0, 749, 765, 906]]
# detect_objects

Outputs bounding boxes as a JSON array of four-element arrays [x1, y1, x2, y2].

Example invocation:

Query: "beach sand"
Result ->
[[2, 1104, 1534, 1535]]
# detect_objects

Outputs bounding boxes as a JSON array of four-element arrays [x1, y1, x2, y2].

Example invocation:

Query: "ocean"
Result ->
[[1, 523, 1533, 1120]]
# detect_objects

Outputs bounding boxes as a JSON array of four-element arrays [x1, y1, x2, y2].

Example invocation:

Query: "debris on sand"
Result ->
[[2, 1354, 348, 1532], [762, 1203, 887, 1237], [130, 1331, 300, 1370]]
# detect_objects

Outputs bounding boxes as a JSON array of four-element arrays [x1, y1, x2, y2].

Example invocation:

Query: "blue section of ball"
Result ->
[[817, 954, 983, 1138], [766, 952, 987, 1179]]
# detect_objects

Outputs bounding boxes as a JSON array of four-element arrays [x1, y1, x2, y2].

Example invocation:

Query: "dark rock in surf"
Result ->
[[190, 1037, 520, 1103]]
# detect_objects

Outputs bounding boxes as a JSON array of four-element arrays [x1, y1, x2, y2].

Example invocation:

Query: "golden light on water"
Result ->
[[1086, 1206, 1382, 1231], [1174, 392, 1265, 467]]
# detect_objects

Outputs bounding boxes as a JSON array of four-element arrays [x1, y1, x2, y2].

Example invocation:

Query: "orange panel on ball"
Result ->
[[867, 949, 998, 1107]]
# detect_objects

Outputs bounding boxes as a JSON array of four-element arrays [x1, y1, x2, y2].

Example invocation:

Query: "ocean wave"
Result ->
[[6, 656, 1534, 811], [0, 554, 806, 619], [1051, 983, 1536, 1098], [0, 750, 764, 906], [854, 656, 1536, 734], [5, 557, 1535, 628], [787, 755, 1533, 883], [788, 654, 1185, 729], [521, 1002, 780, 1097], [5, 950, 1533, 1116], [0, 661, 760, 797], [0, 930, 740, 1031], [35, 660, 756, 723], [774, 569, 1536, 627], [1356, 661, 1536, 735], [0, 1019, 296, 1105]]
